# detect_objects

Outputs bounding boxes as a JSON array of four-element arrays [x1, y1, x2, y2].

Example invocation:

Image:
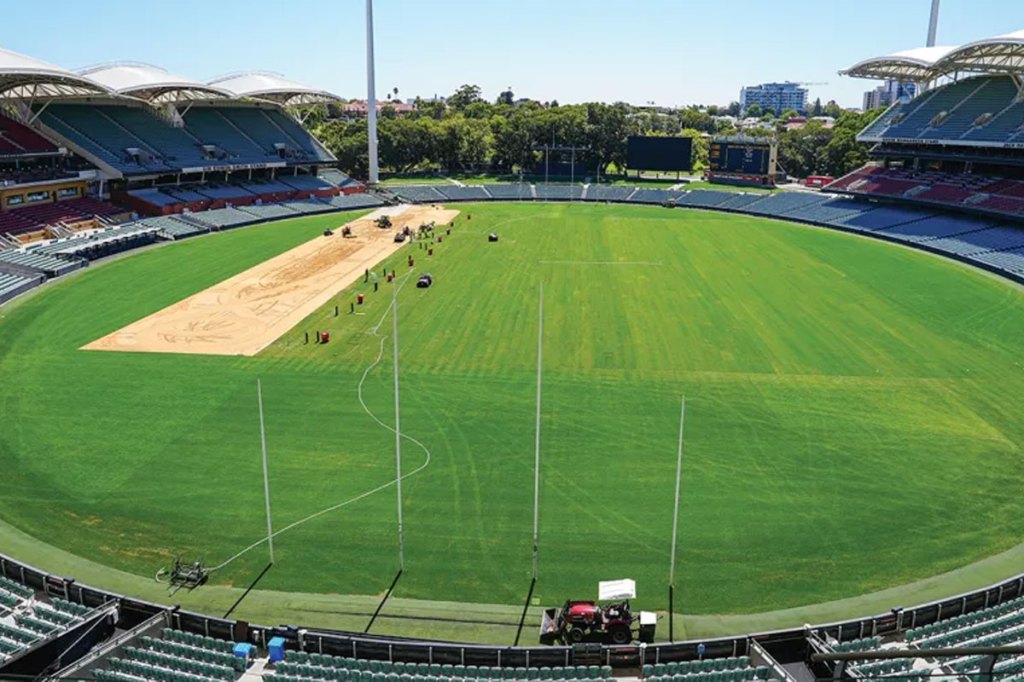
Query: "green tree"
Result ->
[[818, 108, 884, 176], [464, 100, 494, 120], [314, 120, 369, 178], [459, 116, 494, 169], [414, 98, 447, 120], [378, 116, 432, 172], [823, 100, 844, 118], [448, 84, 483, 111], [585, 102, 630, 175], [745, 103, 763, 118], [777, 120, 832, 177], [679, 107, 714, 133], [490, 115, 522, 171], [811, 98, 823, 117], [497, 87, 515, 106]]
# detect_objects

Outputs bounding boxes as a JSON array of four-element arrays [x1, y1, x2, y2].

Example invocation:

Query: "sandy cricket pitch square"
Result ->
[[84, 204, 460, 356]]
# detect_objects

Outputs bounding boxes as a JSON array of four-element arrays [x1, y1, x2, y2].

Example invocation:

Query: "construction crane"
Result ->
[[795, 82, 829, 87]]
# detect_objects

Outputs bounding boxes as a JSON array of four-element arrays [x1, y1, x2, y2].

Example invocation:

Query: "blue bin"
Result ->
[[268, 636, 287, 663], [234, 642, 254, 660]]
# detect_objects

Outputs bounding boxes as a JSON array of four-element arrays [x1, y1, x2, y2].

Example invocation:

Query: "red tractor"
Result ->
[[539, 580, 656, 645], [540, 600, 635, 645]]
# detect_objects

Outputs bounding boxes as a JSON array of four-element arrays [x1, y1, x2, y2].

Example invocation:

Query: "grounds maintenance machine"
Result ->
[[540, 579, 656, 645]]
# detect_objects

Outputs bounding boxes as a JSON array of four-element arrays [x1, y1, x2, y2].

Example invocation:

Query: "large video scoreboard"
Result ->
[[708, 137, 778, 186], [626, 136, 693, 172], [709, 140, 771, 174]]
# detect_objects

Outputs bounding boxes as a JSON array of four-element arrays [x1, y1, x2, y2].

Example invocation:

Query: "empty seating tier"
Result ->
[[34, 102, 337, 175], [394, 186, 447, 203], [239, 204, 300, 220], [270, 650, 614, 682], [0, 114, 58, 156], [583, 186, 636, 202], [327, 194, 385, 210], [140, 216, 209, 240], [860, 76, 1024, 146], [641, 656, 769, 682], [485, 184, 533, 200], [434, 185, 491, 201], [534, 184, 583, 201]]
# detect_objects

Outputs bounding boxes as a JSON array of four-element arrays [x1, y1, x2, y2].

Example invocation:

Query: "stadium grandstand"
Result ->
[[828, 30, 1024, 221], [6, 551, 1024, 682], [0, 45, 368, 302], [0, 49, 361, 230]]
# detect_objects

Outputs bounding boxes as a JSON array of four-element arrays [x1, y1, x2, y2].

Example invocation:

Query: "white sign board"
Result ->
[[599, 579, 636, 601]]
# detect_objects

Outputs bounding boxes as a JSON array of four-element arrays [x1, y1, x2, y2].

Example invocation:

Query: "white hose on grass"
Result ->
[[208, 272, 431, 572]]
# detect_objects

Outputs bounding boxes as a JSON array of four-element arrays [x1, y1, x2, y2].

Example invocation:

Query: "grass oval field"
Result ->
[[1, 202, 1023, 620]]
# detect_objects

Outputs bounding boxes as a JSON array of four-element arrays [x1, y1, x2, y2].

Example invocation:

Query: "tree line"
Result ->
[[307, 84, 884, 181]]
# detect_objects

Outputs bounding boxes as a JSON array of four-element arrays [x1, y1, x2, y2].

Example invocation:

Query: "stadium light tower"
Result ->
[[366, 0, 379, 184], [926, 0, 940, 47]]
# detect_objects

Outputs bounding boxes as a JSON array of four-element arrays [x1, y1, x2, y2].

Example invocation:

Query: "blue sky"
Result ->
[[1, 0, 1019, 108]]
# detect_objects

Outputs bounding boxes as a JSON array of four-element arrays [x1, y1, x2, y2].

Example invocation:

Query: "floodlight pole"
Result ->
[[532, 283, 543, 580], [257, 379, 275, 565], [668, 395, 685, 641], [366, 0, 379, 184], [393, 283, 405, 571], [926, 0, 941, 47]]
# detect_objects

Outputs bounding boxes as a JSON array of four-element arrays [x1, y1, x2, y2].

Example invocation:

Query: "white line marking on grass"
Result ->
[[209, 272, 433, 573], [538, 260, 663, 266]]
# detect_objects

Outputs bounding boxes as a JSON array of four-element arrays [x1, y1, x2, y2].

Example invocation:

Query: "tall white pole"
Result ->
[[532, 284, 543, 580], [669, 396, 685, 587], [926, 0, 941, 47], [365, 0, 379, 184], [257, 379, 275, 564], [393, 283, 404, 570]]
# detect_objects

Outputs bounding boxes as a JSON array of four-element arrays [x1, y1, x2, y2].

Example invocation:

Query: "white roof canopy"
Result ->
[[209, 71, 341, 106], [842, 30, 1024, 81], [931, 30, 1024, 76], [840, 46, 957, 81], [0, 46, 111, 99], [79, 62, 232, 103]]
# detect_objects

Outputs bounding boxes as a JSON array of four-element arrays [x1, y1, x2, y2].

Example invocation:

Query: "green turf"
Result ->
[[2, 203, 1024, 623]]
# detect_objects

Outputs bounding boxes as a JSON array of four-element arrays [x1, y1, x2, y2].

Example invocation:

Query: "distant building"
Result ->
[[784, 116, 836, 131], [343, 99, 416, 115], [862, 80, 917, 110], [739, 82, 808, 115]]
